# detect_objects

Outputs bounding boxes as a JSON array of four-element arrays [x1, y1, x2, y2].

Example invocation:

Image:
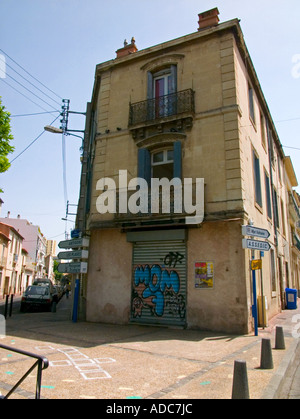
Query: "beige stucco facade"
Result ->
[[78, 10, 300, 334]]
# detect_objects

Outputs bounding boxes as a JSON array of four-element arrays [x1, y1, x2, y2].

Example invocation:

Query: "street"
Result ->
[[0, 294, 299, 400]]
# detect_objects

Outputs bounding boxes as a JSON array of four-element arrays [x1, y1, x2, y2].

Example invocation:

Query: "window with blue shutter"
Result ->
[[137, 141, 182, 183]]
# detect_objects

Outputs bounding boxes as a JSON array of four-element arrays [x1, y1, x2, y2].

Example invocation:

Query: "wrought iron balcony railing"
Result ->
[[129, 89, 195, 127]]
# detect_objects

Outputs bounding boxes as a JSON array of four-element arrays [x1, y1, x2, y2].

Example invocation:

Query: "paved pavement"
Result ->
[[0, 294, 299, 400]]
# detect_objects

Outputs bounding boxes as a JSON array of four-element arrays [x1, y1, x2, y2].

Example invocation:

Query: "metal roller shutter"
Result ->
[[131, 239, 186, 327]]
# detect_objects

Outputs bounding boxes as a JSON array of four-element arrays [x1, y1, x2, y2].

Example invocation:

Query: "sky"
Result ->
[[0, 0, 300, 250]]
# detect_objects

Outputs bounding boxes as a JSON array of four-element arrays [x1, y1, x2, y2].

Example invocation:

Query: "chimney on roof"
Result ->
[[7, 211, 10, 218], [116, 37, 138, 59], [198, 8, 220, 30]]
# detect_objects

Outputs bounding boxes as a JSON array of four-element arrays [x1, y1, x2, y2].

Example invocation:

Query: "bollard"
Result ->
[[275, 326, 285, 350], [231, 360, 250, 399], [51, 302, 57, 313], [260, 338, 273, 369], [9, 295, 14, 317], [4, 295, 9, 319]]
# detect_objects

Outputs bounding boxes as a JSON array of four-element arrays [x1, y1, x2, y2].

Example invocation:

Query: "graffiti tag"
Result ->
[[161, 251, 184, 268], [132, 264, 185, 319]]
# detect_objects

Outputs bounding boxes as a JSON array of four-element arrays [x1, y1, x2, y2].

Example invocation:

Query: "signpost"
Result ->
[[251, 259, 262, 271], [58, 237, 89, 249], [242, 225, 270, 336], [57, 250, 89, 260], [242, 239, 271, 252], [58, 235, 89, 324], [57, 262, 88, 274], [242, 225, 270, 239]]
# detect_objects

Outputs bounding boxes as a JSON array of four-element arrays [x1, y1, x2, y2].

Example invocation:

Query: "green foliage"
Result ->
[[53, 259, 64, 282], [0, 96, 14, 192]]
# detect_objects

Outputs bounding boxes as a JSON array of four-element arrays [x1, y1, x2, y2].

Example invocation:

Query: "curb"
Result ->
[[262, 338, 300, 399]]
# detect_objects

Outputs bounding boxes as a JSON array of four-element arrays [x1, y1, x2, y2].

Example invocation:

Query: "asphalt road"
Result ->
[[0, 294, 299, 401]]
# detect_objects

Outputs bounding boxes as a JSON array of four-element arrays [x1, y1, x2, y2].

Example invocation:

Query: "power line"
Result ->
[[0, 55, 61, 108], [62, 133, 68, 206], [10, 111, 60, 118], [0, 78, 56, 113], [5, 72, 59, 111], [282, 145, 300, 151], [10, 114, 61, 163], [0, 48, 63, 101]]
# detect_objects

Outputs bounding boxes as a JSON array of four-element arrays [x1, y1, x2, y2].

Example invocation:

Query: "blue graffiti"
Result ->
[[134, 264, 180, 316]]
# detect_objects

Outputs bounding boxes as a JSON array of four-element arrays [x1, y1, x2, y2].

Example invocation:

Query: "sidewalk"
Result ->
[[1, 296, 299, 399]]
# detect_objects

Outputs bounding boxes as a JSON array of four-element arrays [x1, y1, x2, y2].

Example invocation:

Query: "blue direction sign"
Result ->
[[242, 225, 270, 239], [242, 238, 271, 252]]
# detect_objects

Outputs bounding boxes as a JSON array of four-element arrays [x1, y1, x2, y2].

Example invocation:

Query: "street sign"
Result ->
[[71, 229, 81, 239], [242, 238, 271, 251], [57, 262, 88, 274], [58, 237, 89, 249], [242, 225, 270, 239], [251, 259, 262, 270], [57, 250, 89, 260]]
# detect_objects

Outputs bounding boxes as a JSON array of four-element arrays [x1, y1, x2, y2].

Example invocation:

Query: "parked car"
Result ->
[[20, 285, 53, 312], [52, 285, 63, 303], [33, 278, 53, 291]]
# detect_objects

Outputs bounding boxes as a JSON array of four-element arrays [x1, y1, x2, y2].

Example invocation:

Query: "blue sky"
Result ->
[[0, 0, 300, 247]]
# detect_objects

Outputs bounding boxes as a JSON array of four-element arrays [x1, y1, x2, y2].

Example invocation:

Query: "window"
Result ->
[[280, 199, 286, 237], [264, 171, 272, 220], [253, 150, 262, 208], [260, 112, 266, 149], [152, 149, 174, 180], [277, 156, 282, 183], [138, 141, 182, 184], [273, 188, 280, 229], [147, 65, 177, 119], [248, 83, 256, 124]]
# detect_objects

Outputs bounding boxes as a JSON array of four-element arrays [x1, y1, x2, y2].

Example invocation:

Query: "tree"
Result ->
[[0, 96, 14, 192], [53, 259, 64, 283]]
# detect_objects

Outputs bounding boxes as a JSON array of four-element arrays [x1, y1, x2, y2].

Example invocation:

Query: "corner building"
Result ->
[[77, 9, 300, 334]]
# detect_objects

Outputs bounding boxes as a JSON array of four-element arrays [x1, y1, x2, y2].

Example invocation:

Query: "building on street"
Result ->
[[0, 215, 47, 282], [76, 8, 300, 333]]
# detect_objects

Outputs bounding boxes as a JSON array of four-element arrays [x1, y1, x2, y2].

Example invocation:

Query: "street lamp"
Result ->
[[44, 125, 63, 134]]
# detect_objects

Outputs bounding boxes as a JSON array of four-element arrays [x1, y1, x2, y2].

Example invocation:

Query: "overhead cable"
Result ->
[[10, 114, 61, 163], [0, 55, 61, 107], [0, 48, 63, 100]]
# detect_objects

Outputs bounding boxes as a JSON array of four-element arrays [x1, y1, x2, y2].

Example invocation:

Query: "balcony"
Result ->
[[113, 182, 203, 228], [128, 89, 195, 143], [289, 192, 300, 222]]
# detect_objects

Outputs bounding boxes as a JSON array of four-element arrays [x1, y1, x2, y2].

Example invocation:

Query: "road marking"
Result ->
[[35, 345, 116, 380]]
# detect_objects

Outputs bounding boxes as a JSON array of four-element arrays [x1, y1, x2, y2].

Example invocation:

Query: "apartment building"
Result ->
[[0, 222, 24, 295], [0, 215, 47, 280], [76, 9, 300, 333]]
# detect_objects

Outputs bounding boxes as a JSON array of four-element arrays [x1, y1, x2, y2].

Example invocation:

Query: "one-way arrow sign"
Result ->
[[242, 239, 271, 251], [57, 249, 89, 260], [58, 237, 89, 249], [242, 225, 270, 239], [57, 262, 88, 274]]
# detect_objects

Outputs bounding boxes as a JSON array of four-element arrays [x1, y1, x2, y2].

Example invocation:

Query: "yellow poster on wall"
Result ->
[[194, 262, 214, 289]]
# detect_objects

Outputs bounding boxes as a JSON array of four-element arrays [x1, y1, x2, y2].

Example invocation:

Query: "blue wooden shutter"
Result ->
[[170, 65, 177, 94], [173, 141, 182, 179], [147, 71, 153, 99], [138, 148, 151, 184]]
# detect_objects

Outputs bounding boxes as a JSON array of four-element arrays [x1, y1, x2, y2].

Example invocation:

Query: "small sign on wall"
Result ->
[[194, 262, 214, 289]]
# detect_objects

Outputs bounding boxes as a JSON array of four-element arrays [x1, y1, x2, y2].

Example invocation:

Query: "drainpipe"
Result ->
[[266, 120, 278, 248]]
